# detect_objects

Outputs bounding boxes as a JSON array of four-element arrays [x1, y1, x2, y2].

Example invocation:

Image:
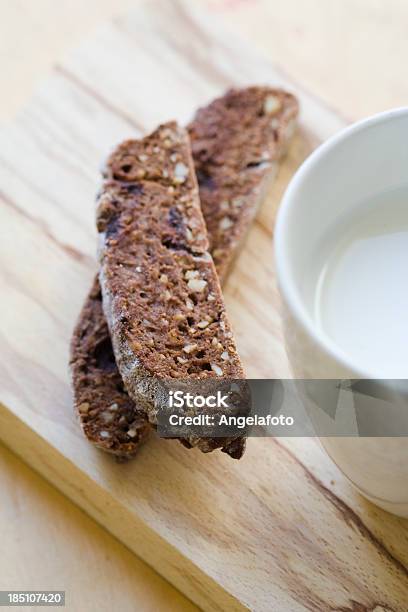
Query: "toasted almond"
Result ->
[[78, 402, 90, 414], [188, 278, 207, 292], [174, 162, 189, 183], [211, 363, 223, 376], [219, 217, 233, 231], [183, 343, 197, 354], [263, 95, 282, 115], [232, 196, 245, 208], [185, 269, 199, 280]]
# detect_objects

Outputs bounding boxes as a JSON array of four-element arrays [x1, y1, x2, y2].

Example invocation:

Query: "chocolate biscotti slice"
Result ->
[[70, 278, 150, 458], [71, 87, 298, 459], [97, 122, 246, 458], [189, 86, 299, 281]]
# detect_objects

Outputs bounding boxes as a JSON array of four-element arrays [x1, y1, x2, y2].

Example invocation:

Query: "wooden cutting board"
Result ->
[[0, 1, 407, 610]]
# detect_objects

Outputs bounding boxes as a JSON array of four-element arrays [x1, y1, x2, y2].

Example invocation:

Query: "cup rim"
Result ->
[[274, 106, 408, 380]]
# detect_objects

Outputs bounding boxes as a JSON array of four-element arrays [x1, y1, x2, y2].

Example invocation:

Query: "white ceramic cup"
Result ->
[[275, 108, 408, 517]]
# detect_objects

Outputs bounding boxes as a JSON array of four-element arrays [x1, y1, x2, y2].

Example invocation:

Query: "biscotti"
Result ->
[[97, 122, 246, 458], [71, 87, 299, 460], [70, 278, 150, 458], [189, 86, 299, 280]]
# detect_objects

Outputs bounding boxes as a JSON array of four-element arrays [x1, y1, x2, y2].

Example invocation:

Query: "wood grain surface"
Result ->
[[0, 1, 407, 610], [3, 0, 408, 122], [0, 444, 197, 611]]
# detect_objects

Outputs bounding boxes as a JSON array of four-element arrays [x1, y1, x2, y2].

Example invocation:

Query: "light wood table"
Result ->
[[1, 1, 408, 610], [2, 0, 408, 122], [0, 444, 197, 611]]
